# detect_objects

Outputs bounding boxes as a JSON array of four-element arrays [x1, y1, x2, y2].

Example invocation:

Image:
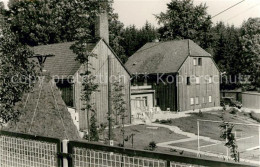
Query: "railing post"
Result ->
[[226, 125, 229, 160], [197, 120, 200, 157], [62, 139, 69, 167]]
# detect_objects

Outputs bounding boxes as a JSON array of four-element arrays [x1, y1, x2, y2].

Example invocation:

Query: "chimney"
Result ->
[[95, 3, 109, 44]]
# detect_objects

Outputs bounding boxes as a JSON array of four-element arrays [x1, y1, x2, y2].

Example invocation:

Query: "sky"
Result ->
[[1, 0, 260, 28], [113, 0, 260, 28]]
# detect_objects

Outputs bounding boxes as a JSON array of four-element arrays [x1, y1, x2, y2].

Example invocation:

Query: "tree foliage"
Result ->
[[212, 22, 244, 89], [156, 0, 213, 50], [68, 1, 112, 141], [88, 112, 99, 141], [0, 21, 37, 125], [70, 38, 99, 141], [240, 18, 260, 88], [112, 78, 127, 146], [219, 122, 239, 162], [108, 5, 127, 63], [4, 0, 101, 46], [112, 78, 127, 124], [121, 22, 158, 57], [0, 1, 4, 26]]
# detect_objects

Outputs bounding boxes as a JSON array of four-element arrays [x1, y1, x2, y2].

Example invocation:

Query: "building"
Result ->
[[242, 91, 260, 110], [33, 9, 131, 131], [221, 88, 242, 102], [125, 40, 220, 112]]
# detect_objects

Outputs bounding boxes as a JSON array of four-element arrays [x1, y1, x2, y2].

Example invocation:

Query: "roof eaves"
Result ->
[[72, 40, 99, 77], [101, 38, 131, 76], [176, 40, 190, 73]]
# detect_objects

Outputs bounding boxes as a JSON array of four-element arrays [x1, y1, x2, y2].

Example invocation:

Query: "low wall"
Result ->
[[242, 92, 260, 109]]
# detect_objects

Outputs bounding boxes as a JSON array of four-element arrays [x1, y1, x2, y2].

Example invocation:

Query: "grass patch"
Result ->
[[159, 110, 259, 141], [108, 125, 187, 150], [170, 139, 214, 150], [250, 111, 260, 123]]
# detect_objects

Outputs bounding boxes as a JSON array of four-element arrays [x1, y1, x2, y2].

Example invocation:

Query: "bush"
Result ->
[[159, 119, 172, 124], [198, 110, 203, 117], [250, 111, 260, 123], [148, 141, 157, 151], [230, 108, 238, 115], [154, 119, 160, 123]]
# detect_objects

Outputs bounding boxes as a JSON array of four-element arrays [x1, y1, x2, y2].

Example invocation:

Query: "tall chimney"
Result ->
[[95, 3, 109, 44]]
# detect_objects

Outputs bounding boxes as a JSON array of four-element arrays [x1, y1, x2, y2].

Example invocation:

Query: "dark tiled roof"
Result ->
[[125, 39, 211, 74], [33, 42, 97, 78]]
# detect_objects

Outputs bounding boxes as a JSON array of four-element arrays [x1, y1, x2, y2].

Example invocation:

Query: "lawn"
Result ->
[[158, 109, 260, 141], [170, 139, 214, 150], [107, 125, 187, 150]]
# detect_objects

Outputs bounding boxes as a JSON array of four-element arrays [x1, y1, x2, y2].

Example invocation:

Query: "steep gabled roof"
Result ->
[[33, 41, 97, 78], [4, 76, 80, 140], [125, 39, 211, 74]]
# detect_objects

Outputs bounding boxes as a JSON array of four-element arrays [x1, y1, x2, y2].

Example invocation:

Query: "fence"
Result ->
[[197, 119, 260, 165], [0, 130, 256, 167], [0, 130, 61, 167]]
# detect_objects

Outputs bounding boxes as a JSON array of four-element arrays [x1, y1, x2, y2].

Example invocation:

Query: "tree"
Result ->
[[0, 21, 37, 125], [240, 18, 260, 89], [0, 1, 4, 26], [0, 1, 4, 12], [108, 5, 127, 63], [71, 38, 99, 141], [69, 1, 112, 141], [121, 25, 139, 57], [138, 21, 159, 49], [156, 0, 213, 50], [212, 22, 244, 89], [8, 0, 19, 9], [88, 112, 99, 141], [112, 78, 127, 146], [4, 0, 102, 46], [219, 122, 239, 162], [121, 22, 158, 58]]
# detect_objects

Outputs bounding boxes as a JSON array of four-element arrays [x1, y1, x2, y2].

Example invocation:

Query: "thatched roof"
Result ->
[[4, 75, 80, 140]]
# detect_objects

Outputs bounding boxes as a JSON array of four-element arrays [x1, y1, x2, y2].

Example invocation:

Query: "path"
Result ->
[[146, 122, 260, 165]]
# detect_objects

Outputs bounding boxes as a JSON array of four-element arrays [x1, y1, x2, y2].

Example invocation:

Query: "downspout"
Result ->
[[129, 76, 132, 124], [176, 72, 179, 112]]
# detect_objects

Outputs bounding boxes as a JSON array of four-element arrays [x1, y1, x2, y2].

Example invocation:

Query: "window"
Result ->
[[187, 77, 191, 85], [193, 58, 197, 66], [190, 98, 194, 105], [144, 78, 148, 86], [202, 97, 205, 104], [209, 76, 212, 84], [209, 96, 212, 103], [195, 97, 199, 105], [156, 98, 160, 106], [198, 58, 202, 66], [133, 79, 137, 86], [143, 96, 148, 107], [195, 77, 200, 84], [136, 97, 141, 107]]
